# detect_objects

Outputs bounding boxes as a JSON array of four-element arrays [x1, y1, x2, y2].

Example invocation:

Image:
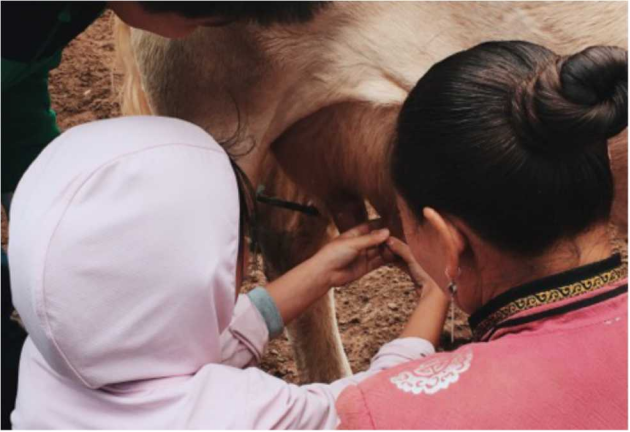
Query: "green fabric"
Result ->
[[2, 2, 105, 193], [2, 53, 63, 192]]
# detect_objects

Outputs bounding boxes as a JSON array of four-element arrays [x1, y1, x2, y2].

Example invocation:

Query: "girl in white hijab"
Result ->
[[9, 116, 447, 429]]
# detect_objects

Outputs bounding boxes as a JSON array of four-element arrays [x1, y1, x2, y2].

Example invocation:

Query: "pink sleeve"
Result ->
[[244, 337, 434, 429], [336, 385, 374, 430], [219, 294, 269, 368]]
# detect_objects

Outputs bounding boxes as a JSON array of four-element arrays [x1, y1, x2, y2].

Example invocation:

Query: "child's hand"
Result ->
[[384, 237, 435, 290], [313, 220, 392, 287], [264, 220, 392, 326]]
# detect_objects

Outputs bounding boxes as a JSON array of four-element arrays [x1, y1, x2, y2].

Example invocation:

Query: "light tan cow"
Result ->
[[116, 1, 627, 383]]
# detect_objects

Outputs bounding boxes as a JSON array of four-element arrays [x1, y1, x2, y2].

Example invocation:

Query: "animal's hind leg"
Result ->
[[282, 196, 372, 384], [285, 291, 352, 383], [266, 102, 401, 382], [256, 156, 352, 383], [260, 189, 373, 384], [263, 189, 376, 385]]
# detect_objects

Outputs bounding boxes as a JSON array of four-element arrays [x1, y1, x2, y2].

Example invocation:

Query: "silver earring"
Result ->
[[445, 267, 460, 344], [448, 281, 458, 343]]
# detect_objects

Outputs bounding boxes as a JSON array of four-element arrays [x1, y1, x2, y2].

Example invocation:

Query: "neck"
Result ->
[[463, 224, 613, 313]]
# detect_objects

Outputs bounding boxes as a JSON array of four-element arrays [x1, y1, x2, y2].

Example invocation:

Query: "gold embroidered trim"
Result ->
[[473, 264, 627, 340]]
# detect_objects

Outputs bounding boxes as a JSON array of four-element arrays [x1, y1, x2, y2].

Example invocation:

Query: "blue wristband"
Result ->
[[247, 286, 284, 339]]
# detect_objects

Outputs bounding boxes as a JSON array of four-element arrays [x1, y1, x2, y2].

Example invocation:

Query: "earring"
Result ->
[[448, 281, 458, 344], [445, 267, 460, 344]]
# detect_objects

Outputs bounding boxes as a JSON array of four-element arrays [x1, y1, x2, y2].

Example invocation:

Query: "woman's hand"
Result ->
[[381, 237, 449, 346], [384, 237, 435, 289], [312, 220, 392, 287]]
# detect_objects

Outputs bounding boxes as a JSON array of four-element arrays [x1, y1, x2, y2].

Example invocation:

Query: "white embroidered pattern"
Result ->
[[390, 348, 473, 395]]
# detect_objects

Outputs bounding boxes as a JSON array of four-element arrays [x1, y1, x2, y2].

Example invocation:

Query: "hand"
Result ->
[[265, 220, 392, 326], [384, 237, 436, 290], [382, 238, 449, 345], [312, 220, 393, 287]]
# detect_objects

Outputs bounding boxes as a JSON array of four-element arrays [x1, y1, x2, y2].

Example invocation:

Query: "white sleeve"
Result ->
[[219, 294, 269, 368], [244, 337, 435, 429]]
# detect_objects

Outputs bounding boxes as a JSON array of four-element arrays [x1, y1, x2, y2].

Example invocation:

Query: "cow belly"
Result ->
[[271, 102, 402, 234]]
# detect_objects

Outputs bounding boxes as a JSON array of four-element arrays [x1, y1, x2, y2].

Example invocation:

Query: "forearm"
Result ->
[[265, 257, 329, 325], [399, 283, 450, 346], [254, 223, 390, 336]]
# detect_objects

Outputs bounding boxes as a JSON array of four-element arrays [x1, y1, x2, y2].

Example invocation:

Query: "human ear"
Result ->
[[422, 207, 466, 286]]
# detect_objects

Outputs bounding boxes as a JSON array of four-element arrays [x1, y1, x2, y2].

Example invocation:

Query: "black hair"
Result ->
[[392, 41, 627, 255], [139, 1, 328, 26], [229, 159, 258, 258]]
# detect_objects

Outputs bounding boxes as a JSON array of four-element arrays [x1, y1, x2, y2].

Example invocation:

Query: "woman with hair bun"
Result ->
[[336, 41, 628, 429]]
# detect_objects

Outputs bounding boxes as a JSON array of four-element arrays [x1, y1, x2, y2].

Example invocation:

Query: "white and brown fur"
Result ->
[[116, 2, 627, 383]]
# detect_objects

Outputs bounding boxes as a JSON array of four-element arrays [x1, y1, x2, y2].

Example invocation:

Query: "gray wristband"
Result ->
[[247, 286, 285, 339]]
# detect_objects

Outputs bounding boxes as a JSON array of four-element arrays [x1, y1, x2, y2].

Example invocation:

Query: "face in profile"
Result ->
[[110, 2, 230, 39], [110, 1, 328, 39]]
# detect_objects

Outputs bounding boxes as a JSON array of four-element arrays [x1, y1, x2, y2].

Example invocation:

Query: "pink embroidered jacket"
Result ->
[[337, 255, 628, 430]]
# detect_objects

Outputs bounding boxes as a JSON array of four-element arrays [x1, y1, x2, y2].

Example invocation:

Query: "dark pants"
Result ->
[[2, 248, 26, 429]]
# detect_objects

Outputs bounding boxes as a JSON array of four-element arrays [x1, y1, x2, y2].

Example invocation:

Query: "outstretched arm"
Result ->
[[386, 237, 450, 347], [265, 221, 391, 325], [220, 221, 392, 368]]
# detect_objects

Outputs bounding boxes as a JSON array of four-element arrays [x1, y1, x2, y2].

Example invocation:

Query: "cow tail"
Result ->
[[113, 17, 153, 116]]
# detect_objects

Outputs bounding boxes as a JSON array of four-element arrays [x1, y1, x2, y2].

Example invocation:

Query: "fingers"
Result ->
[[338, 219, 389, 253], [338, 218, 384, 239], [366, 254, 387, 273], [385, 237, 432, 287], [385, 237, 415, 263], [357, 253, 388, 280], [378, 242, 397, 263], [345, 228, 390, 251], [361, 245, 394, 265], [365, 246, 380, 261]]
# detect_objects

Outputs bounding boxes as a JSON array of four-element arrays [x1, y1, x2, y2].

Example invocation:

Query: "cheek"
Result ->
[[142, 14, 198, 39], [166, 26, 198, 39], [150, 24, 197, 39]]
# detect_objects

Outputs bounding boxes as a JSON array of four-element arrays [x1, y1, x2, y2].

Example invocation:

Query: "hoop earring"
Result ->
[[445, 267, 460, 344]]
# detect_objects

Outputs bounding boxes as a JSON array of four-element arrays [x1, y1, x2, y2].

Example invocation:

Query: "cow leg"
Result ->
[[282, 195, 370, 383], [258, 183, 374, 383], [265, 103, 401, 382], [257, 102, 399, 385], [282, 195, 371, 383], [256, 155, 352, 383], [285, 292, 352, 383]]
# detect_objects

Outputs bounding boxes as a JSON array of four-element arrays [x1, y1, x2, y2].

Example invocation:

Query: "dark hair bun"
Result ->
[[529, 45, 627, 153]]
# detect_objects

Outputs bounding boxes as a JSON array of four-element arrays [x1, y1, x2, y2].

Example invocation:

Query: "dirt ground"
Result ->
[[3, 13, 626, 384], [48, 13, 122, 129]]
